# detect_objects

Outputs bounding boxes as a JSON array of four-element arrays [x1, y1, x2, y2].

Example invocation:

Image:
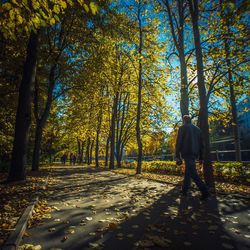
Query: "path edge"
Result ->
[[1, 176, 49, 250]]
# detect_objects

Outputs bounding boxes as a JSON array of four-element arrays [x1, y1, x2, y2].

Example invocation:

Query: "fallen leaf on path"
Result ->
[[23, 232, 30, 237], [98, 219, 106, 223], [18, 244, 42, 250], [220, 235, 231, 240], [52, 206, 60, 211], [222, 243, 234, 249], [127, 234, 134, 238], [89, 243, 99, 248], [149, 235, 170, 247], [64, 229, 75, 234], [137, 240, 154, 247], [61, 236, 68, 242], [4, 204, 12, 211], [132, 225, 139, 229], [108, 222, 117, 230]]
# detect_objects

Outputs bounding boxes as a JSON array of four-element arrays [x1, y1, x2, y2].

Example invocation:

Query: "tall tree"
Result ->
[[8, 31, 39, 181], [2, 0, 98, 181], [135, 0, 144, 174], [219, 0, 241, 161], [188, 0, 214, 187], [161, 0, 189, 116]]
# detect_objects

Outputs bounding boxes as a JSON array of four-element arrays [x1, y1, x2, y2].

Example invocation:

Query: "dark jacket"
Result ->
[[175, 123, 204, 160]]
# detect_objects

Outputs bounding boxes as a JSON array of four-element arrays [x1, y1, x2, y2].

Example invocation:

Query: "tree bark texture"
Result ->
[[164, 0, 189, 116], [8, 31, 39, 182], [32, 64, 57, 171], [220, 0, 241, 161], [136, 3, 143, 174], [109, 92, 118, 169], [188, 0, 214, 187]]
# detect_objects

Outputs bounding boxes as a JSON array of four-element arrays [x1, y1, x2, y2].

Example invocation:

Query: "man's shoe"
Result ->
[[199, 192, 210, 201]]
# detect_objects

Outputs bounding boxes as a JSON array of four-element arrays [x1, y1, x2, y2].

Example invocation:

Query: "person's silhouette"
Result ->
[[175, 115, 210, 200]]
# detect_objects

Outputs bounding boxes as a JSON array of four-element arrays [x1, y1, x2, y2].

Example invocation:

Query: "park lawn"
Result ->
[[0, 170, 50, 247]]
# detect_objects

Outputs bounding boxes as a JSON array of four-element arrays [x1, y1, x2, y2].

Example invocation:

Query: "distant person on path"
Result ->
[[73, 154, 77, 165], [62, 153, 67, 165], [175, 115, 210, 201], [70, 153, 73, 165], [60, 155, 64, 165]]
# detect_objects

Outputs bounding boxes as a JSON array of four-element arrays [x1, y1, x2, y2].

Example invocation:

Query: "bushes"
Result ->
[[125, 160, 182, 175], [213, 162, 250, 182], [123, 160, 250, 183]]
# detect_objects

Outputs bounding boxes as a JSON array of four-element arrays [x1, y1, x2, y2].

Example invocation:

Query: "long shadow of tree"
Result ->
[[98, 185, 245, 250]]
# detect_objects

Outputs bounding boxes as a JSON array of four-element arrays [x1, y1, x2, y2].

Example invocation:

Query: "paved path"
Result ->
[[21, 166, 250, 250]]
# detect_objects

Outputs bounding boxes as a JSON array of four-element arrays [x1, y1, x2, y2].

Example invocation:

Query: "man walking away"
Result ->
[[175, 115, 210, 201]]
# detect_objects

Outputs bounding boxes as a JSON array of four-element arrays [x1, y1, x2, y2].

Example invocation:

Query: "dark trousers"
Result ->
[[182, 155, 208, 195]]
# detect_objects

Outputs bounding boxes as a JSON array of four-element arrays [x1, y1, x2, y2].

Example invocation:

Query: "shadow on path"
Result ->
[[21, 166, 250, 250], [98, 185, 248, 250]]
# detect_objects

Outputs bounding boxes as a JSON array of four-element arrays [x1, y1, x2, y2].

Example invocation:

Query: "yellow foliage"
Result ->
[[32, 0, 40, 10], [83, 3, 90, 12], [2, 2, 12, 10], [90, 2, 98, 15], [49, 17, 55, 26]]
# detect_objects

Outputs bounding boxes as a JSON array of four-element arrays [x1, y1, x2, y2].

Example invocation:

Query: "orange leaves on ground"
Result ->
[[0, 172, 48, 246], [29, 200, 53, 228]]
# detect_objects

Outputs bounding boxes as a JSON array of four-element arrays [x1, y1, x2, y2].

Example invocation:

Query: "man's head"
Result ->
[[183, 115, 191, 124]]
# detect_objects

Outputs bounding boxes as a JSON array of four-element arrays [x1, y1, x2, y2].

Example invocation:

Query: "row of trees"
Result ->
[[0, 0, 249, 188]]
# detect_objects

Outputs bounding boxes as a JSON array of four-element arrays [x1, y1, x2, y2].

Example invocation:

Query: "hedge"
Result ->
[[122, 160, 250, 183]]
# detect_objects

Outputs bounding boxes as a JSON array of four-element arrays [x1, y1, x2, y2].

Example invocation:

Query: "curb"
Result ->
[[1, 176, 49, 250]]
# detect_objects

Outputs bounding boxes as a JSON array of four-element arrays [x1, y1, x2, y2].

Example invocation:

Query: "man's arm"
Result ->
[[175, 127, 183, 159]]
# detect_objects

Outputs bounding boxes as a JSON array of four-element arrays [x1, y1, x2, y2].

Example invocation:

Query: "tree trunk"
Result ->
[[95, 112, 102, 168], [77, 139, 84, 163], [220, 0, 241, 161], [31, 64, 57, 171], [226, 49, 241, 161], [188, 0, 214, 188], [31, 124, 43, 171], [81, 141, 84, 163], [179, 54, 189, 116], [164, 0, 189, 116], [77, 138, 81, 163], [105, 135, 110, 167], [116, 130, 121, 168], [95, 134, 99, 168], [8, 31, 39, 182], [89, 140, 94, 165], [86, 137, 90, 165], [136, 3, 143, 175], [109, 92, 118, 169]]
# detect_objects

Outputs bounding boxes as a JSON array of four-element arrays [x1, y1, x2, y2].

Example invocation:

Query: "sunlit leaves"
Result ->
[[0, 0, 99, 39], [89, 2, 98, 15]]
